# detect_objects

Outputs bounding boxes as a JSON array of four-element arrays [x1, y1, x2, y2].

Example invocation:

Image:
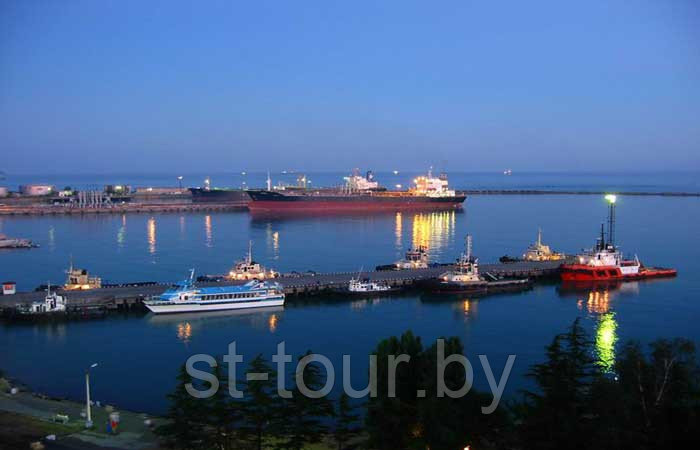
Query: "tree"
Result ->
[[279, 350, 335, 449], [240, 354, 279, 450], [366, 330, 426, 449], [207, 358, 244, 450], [333, 393, 359, 450], [612, 338, 700, 449], [520, 318, 598, 450], [156, 363, 207, 449]]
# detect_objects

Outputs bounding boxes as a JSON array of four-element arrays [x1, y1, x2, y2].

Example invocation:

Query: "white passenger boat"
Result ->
[[144, 270, 285, 314]]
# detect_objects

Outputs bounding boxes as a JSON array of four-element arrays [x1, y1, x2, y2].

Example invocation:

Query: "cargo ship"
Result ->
[[560, 195, 677, 282], [247, 169, 466, 212], [189, 178, 250, 204]]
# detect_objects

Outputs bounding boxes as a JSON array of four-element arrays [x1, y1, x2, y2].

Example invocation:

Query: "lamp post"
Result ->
[[177, 176, 183, 189], [85, 363, 98, 428]]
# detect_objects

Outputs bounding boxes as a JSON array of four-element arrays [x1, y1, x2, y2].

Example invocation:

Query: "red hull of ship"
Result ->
[[560, 264, 677, 282], [247, 201, 464, 213]]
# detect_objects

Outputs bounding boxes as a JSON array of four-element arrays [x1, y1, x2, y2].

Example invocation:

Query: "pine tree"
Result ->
[[333, 393, 359, 450], [207, 358, 244, 450], [521, 318, 598, 450], [156, 363, 207, 449], [240, 354, 279, 450], [279, 350, 335, 449]]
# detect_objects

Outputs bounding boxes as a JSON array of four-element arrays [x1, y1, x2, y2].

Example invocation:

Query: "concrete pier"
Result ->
[[0, 259, 566, 312]]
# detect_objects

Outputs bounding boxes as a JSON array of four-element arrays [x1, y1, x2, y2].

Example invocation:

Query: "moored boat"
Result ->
[[523, 228, 565, 261], [227, 241, 278, 280], [424, 235, 532, 294], [560, 195, 677, 282], [0, 233, 37, 249], [247, 169, 466, 213], [144, 270, 285, 314]]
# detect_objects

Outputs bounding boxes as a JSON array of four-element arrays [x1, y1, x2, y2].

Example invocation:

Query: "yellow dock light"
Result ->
[[605, 194, 617, 204]]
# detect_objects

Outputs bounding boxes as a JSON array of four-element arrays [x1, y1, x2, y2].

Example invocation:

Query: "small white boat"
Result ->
[[144, 270, 285, 314], [0, 233, 37, 249], [17, 284, 67, 315], [346, 267, 399, 295]]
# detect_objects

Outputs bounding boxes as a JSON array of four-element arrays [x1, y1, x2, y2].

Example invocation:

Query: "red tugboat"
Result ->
[[560, 195, 677, 282]]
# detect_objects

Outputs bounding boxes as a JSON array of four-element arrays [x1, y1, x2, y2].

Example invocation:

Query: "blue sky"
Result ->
[[1, 0, 698, 173]]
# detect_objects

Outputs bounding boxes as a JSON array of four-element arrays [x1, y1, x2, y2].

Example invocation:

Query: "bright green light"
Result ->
[[595, 312, 618, 373], [604, 194, 617, 204]]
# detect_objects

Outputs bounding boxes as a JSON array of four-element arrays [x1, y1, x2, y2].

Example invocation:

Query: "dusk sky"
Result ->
[[1, 0, 699, 174]]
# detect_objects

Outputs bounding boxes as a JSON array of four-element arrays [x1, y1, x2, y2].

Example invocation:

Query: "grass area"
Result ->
[[0, 410, 82, 448]]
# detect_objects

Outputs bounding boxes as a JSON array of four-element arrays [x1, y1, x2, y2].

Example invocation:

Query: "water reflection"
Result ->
[[48, 226, 55, 250], [411, 211, 455, 256], [117, 215, 126, 248], [395, 212, 402, 249], [268, 313, 278, 333], [266, 224, 280, 259], [147, 307, 284, 339], [455, 298, 479, 322], [595, 313, 618, 372], [177, 322, 192, 343], [204, 215, 213, 248], [561, 282, 630, 373], [147, 217, 156, 254], [179, 216, 186, 239]]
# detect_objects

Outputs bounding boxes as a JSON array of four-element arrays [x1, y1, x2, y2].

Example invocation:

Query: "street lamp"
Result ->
[[85, 363, 98, 428], [177, 176, 183, 189]]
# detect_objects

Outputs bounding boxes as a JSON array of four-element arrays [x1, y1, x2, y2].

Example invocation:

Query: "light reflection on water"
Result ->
[[411, 211, 456, 258], [204, 215, 213, 248], [147, 217, 156, 255]]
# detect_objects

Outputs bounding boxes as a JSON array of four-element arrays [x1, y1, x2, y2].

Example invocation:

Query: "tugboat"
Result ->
[[523, 228, 565, 261], [429, 235, 487, 293], [144, 270, 285, 314], [15, 283, 67, 316], [64, 263, 102, 290], [425, 235, 531, 294], [394, 245, 429, 270], [228, 241, 278, 280], [560, 195, 677, 282]]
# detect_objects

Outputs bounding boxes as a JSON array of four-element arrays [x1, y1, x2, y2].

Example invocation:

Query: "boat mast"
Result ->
[[607, 197, 616, 248], [247, 240, 253, 265], [266, 170, 272, 191], [537, 228, 542, 247]]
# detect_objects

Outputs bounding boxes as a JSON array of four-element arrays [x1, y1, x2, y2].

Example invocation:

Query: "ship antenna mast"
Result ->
[[247, 240, 253, 265], [537, 228, 542, 247], [466, 234, 472, 262], [605, 194, 617, 249]]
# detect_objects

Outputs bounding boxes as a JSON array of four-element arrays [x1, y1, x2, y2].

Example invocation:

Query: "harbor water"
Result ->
[[0, 177, 699, 414]]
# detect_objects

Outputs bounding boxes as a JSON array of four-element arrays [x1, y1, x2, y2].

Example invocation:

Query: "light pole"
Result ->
[[85, 363, 98, 428], [177, 176, 183, 189]]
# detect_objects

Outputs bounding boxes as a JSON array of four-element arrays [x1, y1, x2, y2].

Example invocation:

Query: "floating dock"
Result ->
[[0, 259, 567, 315]]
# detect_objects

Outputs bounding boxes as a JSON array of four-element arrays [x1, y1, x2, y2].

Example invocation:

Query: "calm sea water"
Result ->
[[1, 175, 699, 414]]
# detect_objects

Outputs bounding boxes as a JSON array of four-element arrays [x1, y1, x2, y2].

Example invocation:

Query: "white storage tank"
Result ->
[[0, 187, 8, 197]]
